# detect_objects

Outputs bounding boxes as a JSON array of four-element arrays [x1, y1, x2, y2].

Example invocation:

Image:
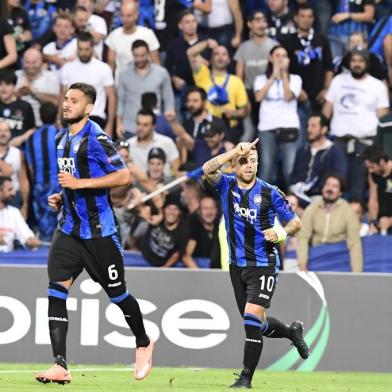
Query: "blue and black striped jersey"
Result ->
[[56, 120, 126, 239], [215, 174, 296, 268], [25, 124, 58, 186]]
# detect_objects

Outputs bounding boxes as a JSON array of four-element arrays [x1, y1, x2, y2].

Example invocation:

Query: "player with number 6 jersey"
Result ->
[[203, 139, 309, 389], [35, 83, 153, 386]]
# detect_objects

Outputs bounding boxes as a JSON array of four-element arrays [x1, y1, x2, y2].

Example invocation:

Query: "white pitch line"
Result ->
[[0, 367, 133, 374]]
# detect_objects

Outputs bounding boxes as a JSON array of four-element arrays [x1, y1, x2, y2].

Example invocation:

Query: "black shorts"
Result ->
[[229, 264, 278, 314], [48, 231, 125, 295]]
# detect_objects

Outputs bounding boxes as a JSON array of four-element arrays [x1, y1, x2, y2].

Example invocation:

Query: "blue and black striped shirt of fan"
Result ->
[[56, 120, 126, 239], [215, 175, 296, 269]]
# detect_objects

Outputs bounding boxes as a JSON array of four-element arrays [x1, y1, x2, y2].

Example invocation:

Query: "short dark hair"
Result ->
[[137, 108, 156, 125], [309, 112, 329, 128], [247, 10, 266, 22], [177, 8, 194, 23], [77, 31, 94, 45], [74, 5, 88, 13], [186, 86, 207, 101], [141, 92, 158, 111], [68, 83, 96, 104], [361, 145, 389, 163], [321, 173, 345, 192], [132, 39, 149, 52], [295, 3, 315, 15], [40, 102, 58, 124], [0, 176, 12, 189], [0, 69, 17, 85]]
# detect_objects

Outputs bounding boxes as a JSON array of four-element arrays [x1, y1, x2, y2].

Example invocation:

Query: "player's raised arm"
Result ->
[[203, 138, 259, 184]]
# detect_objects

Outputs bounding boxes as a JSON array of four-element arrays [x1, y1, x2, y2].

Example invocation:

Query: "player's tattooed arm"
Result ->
[[284, 217, 302, 236]]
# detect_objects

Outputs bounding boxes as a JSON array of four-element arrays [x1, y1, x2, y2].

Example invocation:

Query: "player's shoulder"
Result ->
[[90, 125, 113, 145], [258, 179, 286, 197]]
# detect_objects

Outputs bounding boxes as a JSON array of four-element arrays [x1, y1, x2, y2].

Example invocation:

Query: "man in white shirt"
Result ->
[[75, 0, 107, 59], [323, 48, 389, 200], [0, 176, 39, 252], [127, 109, 180, 176], [59, 32, 115, 136], [16, 48, 60, 126], [105, 1, 160, 77], [0, 120, 30, 218], [42, 13, 77, 71]]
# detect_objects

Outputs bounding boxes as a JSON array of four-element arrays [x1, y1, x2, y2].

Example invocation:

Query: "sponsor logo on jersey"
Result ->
[[234, 202, 257, 224], [58, 157, 76, 175]]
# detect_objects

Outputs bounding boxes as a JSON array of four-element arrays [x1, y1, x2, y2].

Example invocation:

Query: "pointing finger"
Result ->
[[250, 138, 259, 148]]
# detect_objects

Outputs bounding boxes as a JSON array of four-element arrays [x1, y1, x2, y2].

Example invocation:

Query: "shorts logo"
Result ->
[[58, 157, 76, 175], [234, 202, 257, 224], [259, 293, 270, 299], [254, 194, 262, 206]]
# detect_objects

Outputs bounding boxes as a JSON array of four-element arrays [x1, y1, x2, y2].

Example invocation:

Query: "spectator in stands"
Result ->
[[25, 0, 56, 44], [0, 175, 40, 252], [328, 0, 375, 66], [0, 69, 35, 146], [254, 45, 301, 188], [7, 0, 32, 60], [15, 48, 60, 126], [105, 1, 160, 76], [75, 0, 107, 59], [117, 40, 175, 138], [42, 12, 77, 71], [266, 0, 296, 42], [165, 10, 206, 118], [290, 113, 346, 205], [59, 32, 115, 135], [24, 102, 60, 241], [196, 0, 242, 51], [0, 120, 29, 217], [145, 147, 173, 187], [337, 32, 387, 82], [298, 174, 363, 272], [284, 4, 334, 114], [183, 124, 228, 168], [323, 48, 389, 200], [180, 179, 202, 216], [140, 92, 175, 140], [183, 194, 220, 268], [350, 200, 370, 237], [0, 15, 17, 70], [235, 10, 278, 128], [140, 195, 188, 267], [376, 111, 392, 158], [187, 39, 249, 143], [362, 146, 392, 236], [127, 109, 180, 176]]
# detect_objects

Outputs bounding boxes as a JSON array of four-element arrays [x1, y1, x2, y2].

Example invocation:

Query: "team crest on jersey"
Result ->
[[254, 194, 262, 205], [3, 109, 10, 117]]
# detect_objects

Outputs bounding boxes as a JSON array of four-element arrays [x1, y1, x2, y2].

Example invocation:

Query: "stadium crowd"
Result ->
[[0, 0, 392, 271]]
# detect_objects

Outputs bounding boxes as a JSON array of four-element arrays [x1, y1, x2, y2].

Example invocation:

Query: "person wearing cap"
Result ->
[[323, 47, 389, 200], [146, 147, 173, 187], [139, 195, 188, 268]]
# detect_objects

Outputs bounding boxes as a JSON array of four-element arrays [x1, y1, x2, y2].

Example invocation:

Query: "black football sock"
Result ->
[[262, 317, 292, 339], [113, 292, 150, 348], [242, 313, 264, 379], [48, 283, 69, 368]]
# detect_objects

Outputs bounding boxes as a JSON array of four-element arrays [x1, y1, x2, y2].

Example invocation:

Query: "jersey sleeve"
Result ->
[[93, 134, 126, 173], [271, 186, 297, 223], [215, 174, 234, 193]]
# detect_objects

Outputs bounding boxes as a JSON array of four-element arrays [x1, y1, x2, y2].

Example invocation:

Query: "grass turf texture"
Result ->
[[0, 364, 392, 392]]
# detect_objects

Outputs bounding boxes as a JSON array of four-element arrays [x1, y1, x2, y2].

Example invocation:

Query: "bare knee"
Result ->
[[244, 303, 266, 321]]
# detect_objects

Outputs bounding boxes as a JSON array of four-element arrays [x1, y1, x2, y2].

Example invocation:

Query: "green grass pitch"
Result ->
[[1, 363, 392, 392]]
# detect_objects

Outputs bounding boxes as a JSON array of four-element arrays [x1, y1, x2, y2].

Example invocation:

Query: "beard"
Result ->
[[351, 68, 367, 79], [189, 106, 204, 117], [62, 113, 86, 125], [238, 172, 256, 184], [322, 191, 339, 204]]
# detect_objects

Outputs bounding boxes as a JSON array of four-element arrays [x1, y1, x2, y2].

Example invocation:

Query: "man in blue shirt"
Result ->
[[35, 83, 153, 385], [203, 139, 308, 388]]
